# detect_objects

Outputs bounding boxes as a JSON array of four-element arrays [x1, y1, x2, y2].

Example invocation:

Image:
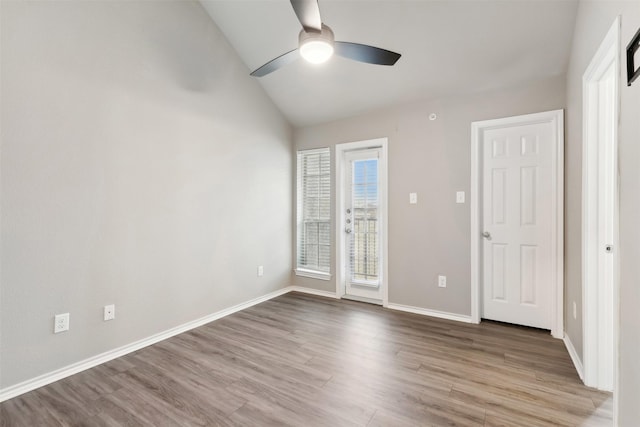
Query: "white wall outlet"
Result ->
[[456, 191, 465, 204], [104, 304, 115, 321], [257, 265, 264, 277], [438, 275, 447, 288], [409, 192, 418, 204], [573, 301, 577, 319], [54, 313, 70, 333]]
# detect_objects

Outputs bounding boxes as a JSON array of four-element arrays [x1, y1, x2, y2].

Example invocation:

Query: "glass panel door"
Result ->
[[344, 148, 382, 301]]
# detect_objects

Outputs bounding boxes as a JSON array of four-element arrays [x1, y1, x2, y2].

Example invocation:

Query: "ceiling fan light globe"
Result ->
[[300, 40, 334, 64]]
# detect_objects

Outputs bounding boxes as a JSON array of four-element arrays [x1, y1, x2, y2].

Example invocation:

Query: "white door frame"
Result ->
[[335, 138, 389, 306], [470, 110, 564, 338], [582, 16, 620, 393]]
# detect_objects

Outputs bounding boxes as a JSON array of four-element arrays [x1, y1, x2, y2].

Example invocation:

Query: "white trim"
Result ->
[[381, 141, 389, 308], [581, 16, 620, 394], [294, 269, 332, 281], [0, 285, 500, 404], [342, 294, 383, 305], [470, 110, 564, 338], [287, 286, 339, 299], [335, 138, 389, 307], [470, 127, 481, 324], [564, 334, 585, 381], [386, 303, 474, 324], [554, 110, 565, 340], [0, 287, 290, 403]]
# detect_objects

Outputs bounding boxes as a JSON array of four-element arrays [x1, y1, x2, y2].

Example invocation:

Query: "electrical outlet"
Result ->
[[438, 275, 447, 288], [104, 304, 115, 321], [54, 313, 70, 333], [409, 193, 418, 204], [573, 301, 577, 319], [257, 265, 264, 277]]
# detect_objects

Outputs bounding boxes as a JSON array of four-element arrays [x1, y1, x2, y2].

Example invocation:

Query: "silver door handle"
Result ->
[[482, 231, 491, 240], [345, 228, 352, 234]]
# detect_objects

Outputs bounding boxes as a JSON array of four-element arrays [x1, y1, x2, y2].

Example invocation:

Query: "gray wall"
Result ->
[[563, 1, 640, 424], [293, 76, 566, 315], [0, 1, 292, 389]]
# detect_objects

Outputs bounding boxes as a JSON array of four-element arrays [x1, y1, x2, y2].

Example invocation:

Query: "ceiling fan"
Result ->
[[250, 0, 402, 77]]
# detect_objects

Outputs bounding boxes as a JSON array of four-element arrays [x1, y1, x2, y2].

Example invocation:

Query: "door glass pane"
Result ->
[[350, 158, 379, 284]]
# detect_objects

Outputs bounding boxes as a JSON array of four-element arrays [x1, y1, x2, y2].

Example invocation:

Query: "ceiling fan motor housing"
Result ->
[[299, 24, 335, 64]]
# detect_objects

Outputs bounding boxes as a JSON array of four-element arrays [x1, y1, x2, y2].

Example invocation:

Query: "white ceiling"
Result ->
[[200, 0, 578, 127]]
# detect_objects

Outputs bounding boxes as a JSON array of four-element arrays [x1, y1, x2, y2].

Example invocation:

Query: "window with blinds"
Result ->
[[296, 148, 331, 279]]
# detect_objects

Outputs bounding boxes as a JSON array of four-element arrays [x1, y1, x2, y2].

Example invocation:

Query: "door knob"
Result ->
[[345, 228, 352, 234], [482, 231, 492, 240]]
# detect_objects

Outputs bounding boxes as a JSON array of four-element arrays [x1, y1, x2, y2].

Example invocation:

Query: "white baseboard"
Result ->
[[0, 286, 474, 403], [563, 333, 584, 381], [386, 302, 474, 323], [0, 287, 290, 403], [287, 285, 338, 299], [289, 290, 472, 324]]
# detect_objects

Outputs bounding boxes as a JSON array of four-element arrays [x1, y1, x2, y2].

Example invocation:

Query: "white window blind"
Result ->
[[296, 148, 331, 277]]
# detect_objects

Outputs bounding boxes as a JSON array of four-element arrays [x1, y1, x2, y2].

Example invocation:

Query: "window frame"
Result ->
[[295, 147, 332, 281]]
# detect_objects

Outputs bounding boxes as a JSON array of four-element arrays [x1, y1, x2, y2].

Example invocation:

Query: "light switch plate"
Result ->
[[104, 304, 115, 321], [54, 313, 70, 333], [409, 193, 418, 204], [438, 275, 447, 288], [456, 191, 465, 204]]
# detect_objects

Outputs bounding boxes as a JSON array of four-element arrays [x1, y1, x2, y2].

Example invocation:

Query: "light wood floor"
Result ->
[[0, 292, 612, 426]]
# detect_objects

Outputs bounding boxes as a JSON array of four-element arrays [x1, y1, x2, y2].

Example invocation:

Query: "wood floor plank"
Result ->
[[0, 292, 612, 426], [367, 409, 426, 427], [0, 393, 63, 427]]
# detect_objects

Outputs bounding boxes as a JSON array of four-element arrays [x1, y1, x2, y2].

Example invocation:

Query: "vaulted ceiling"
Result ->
[[201, 0, 578, 127]]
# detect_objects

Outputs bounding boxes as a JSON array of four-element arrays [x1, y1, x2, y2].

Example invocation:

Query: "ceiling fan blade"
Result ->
[[334, 42, 401, 66], [290, 0, 322, 32], [250, 49, 300, 77]]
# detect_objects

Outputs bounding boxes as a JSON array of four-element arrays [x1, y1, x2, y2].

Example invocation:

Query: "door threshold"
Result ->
[[341, 294, 383, 306]]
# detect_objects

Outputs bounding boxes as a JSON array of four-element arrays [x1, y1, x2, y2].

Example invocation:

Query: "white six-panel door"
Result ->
[[482, 121, 554, 329]]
